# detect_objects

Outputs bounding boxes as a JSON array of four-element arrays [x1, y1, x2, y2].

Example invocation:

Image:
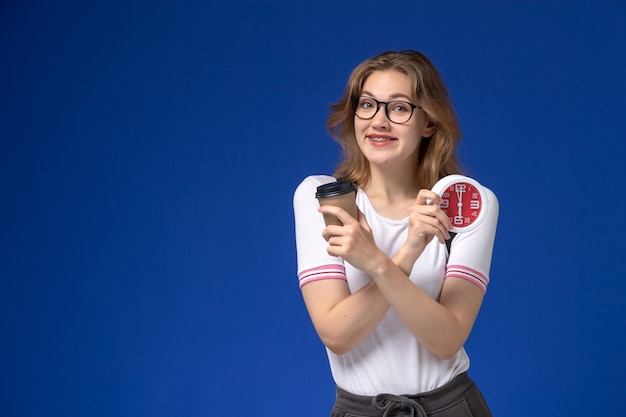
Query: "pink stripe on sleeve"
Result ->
[[298, 264, 346, 288], [445, 264, 489, 294]]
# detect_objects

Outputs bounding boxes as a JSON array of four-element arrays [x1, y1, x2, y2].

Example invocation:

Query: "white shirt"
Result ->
[[293, 175, 499, 395]]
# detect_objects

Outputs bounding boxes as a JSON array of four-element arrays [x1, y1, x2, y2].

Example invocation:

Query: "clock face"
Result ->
[[432, 175, 487, 233]]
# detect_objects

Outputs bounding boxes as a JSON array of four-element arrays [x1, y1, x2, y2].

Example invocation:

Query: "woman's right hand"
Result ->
[[318, 205, 387, 275]]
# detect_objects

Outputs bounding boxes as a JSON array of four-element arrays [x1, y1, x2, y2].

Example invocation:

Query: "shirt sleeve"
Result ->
[[445, 187, 499, 293], [293, 175, 347, 288]]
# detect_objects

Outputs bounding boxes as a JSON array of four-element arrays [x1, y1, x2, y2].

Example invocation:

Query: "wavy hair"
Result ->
[[327, 50, 462, 189]]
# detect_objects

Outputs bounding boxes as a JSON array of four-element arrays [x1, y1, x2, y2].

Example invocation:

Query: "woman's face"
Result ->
[[353, 70, 433, 171]]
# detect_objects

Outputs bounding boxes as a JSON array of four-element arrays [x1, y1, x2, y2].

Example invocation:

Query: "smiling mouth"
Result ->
[[368, 136, 396, 143]]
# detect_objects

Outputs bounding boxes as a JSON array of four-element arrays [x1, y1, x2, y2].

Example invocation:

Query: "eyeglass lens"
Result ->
[[355, 97, 415, 124]]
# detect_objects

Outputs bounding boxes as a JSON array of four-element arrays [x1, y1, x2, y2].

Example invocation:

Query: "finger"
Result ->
[[409, 209, 451, 242], [426, 217, 451, 243], [416, 189, 443, 206], [427, 206, 451, 231], [322, 224, 344, 241], [429, 212, 452, 242], [410, 201, 452, 232], [327, 235, 345, 247], [416, 217, 449, 244], [438, 212, 453, 232], [438, 226, 451, 244], [325, 235, 348, 257]]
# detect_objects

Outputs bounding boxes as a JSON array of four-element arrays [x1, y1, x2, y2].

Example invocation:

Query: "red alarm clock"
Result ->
[[431, 175, 488, 233]]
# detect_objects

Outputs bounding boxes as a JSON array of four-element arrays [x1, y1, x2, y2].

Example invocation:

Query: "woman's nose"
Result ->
[[370, 104, 390, 128]]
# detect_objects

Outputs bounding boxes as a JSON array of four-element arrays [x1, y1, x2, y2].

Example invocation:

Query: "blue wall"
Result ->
[[2, 1, 625, 416]]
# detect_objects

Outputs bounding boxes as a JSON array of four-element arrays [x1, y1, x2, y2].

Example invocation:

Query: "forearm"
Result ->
[[307, 246, 426, 355], [391, 242, 425, 276], [323, 247, 425, 353], [369, 257, 477, 359], [303, 278, 389, 355], [320, 246, 425, 353]]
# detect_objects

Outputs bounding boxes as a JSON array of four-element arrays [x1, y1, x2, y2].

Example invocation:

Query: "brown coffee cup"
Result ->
[[315, 180, 358, 226]]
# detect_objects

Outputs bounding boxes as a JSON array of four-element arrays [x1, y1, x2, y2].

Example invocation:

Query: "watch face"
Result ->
[[432, 175, 487, 233]]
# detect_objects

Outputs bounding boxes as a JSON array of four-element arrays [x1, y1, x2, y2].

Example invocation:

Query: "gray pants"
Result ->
[[330, 372, 492, 417]]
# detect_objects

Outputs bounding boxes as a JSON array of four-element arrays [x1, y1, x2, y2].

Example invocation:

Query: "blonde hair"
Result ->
[[327, 50, 462, 189]]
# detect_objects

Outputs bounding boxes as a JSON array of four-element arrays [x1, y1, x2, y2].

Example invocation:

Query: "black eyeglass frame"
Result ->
[[352, 96, 420, 124]]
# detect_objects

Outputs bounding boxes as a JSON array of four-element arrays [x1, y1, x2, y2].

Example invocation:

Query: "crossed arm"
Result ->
[[301, 189, 485, 359]]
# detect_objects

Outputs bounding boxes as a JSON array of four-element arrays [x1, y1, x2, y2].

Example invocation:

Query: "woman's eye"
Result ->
[[360, 100, 374, 109], [392, 103, 409, 113]]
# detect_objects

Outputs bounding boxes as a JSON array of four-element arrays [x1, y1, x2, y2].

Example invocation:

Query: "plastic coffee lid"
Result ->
[[315, 180, 356, 198]]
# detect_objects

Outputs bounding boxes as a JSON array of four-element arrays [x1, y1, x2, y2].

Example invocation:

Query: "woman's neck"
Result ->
[[364, 164, 419, 200], [362, 166, 420, 219]]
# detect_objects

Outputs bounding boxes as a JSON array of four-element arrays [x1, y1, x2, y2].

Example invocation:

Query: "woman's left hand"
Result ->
[[405, 189, 452, 251], [318, 205, 385, 274]]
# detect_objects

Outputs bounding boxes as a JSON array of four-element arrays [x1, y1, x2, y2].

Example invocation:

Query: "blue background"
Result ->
[[2, 1, 625, 416]]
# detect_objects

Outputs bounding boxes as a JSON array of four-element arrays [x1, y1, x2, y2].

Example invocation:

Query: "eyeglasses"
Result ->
[[353, 96, 419, 124]]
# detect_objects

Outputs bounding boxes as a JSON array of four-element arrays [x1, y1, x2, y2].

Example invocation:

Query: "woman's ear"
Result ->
[[422, 119, 436, 138]]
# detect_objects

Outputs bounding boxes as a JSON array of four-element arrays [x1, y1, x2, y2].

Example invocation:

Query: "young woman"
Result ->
[[293, 50, 498, 417]]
